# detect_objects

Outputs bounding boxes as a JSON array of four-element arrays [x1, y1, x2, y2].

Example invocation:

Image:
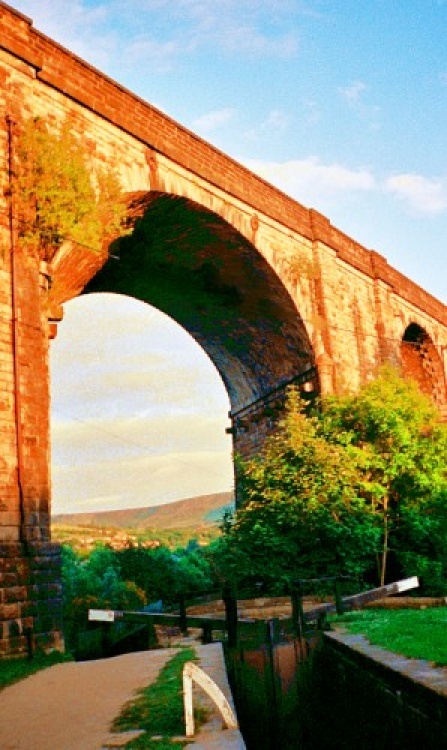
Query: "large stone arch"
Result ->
[[75, 192, 318, 465]]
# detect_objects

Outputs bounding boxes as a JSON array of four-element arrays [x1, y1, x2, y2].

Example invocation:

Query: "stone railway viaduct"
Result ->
[[0, 2, 446, 654]]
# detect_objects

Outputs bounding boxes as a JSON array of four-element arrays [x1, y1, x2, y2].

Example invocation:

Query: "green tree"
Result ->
[[215, 368, 447, 593], [173, 544, 214, 595], [214, 390, 379, 593], [61, 545, 146, 650], [14, 116, 126, 262], [321, 367, 447, 585], [116, 544, 180, 605]]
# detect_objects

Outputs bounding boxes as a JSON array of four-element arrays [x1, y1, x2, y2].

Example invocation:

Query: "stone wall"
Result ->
[[0, 542, 63, 656], [301, 630, 447, 750]]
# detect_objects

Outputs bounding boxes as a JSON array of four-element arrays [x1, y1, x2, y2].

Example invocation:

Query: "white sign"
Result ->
[[88, 609, 115, 622], [395, 576, 419, 593]]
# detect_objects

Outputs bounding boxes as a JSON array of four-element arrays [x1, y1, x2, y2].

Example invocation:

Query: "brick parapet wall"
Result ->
[[0, 1, 445, 329]]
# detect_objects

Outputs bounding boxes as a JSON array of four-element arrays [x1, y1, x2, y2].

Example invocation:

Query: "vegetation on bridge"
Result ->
[[14, 116, 127, 262]]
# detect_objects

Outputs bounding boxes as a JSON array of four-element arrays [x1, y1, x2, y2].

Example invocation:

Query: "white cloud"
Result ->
[[244, 157, 447, 220], [124, 38, 190, 73], [220, 27, 298, 57], [51, 411, 234, 513], [50, 293, 232, 513], [243, 156, 376, 207], [384, 173, 447, 215], [16, 0, 301, 74], [52, 412, 231, 464], [265, 109, 289, 133], [144, 0, 300, 58], [14, 0, 116, 70], [243, 109, 289, 143], [338, 80, 381, 130], [52, 446, 234, 514], [338, 80, 367, 102], [192, 108, 237, 134], [51, 294, 229, 422], [302, 98, 321, 125]]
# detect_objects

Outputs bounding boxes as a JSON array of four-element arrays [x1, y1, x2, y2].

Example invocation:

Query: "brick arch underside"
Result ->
[[400, 323, 446, 409], [75, 192, 317, 413]]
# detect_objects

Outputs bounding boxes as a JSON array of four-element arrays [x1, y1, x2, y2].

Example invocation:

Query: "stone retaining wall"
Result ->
[[309, 630, 447, 749]]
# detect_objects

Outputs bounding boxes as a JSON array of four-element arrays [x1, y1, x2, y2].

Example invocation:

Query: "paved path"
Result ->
[[0, 643, 245, 750], [0, 649, 175, 750]]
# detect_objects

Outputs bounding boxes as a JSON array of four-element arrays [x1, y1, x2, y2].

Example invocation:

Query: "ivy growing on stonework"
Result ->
[[13, 116, 127, 262]]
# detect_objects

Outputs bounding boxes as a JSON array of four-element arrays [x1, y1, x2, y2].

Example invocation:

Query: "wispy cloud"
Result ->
[[192, 108, 237, 134], [144, 0, 300, 57], [14, 0, 116, 69], [51, 294, 229, 423], [51, 294, 233, 513], [384, 173, 447, 215], [245, 156, 447, 219], [338, 80, 381, 130], [244, 156, 376, 207], [338, 80, 367, 102], [244, 108, 289, 143], [219, 27, 298, 57], [52, 440, 233, 514], [302, 98, 321, 125], [17, 0, 301, 74], [52, 412, 231, 464]]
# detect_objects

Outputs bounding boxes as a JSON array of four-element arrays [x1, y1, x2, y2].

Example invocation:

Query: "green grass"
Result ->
[[0, 651, 72, 690], [112, 647, 205, 748], [332, 607, 447, 665]]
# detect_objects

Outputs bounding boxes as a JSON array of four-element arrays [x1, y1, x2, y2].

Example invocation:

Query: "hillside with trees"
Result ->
[[52, 492, 234, 551]]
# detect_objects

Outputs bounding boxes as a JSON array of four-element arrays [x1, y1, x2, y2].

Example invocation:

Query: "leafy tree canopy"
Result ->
[[213, 368, 447, 593], [321, 367, 447, 585]]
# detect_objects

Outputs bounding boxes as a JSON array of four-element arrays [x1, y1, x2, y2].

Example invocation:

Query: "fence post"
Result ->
[[179, 594, 188, 636], [265, 619, 281, 749], [201, 622, 213, 644], [223, 585, 238, 649], [334, 578, 344, 615], [290, 581, 306, 639]]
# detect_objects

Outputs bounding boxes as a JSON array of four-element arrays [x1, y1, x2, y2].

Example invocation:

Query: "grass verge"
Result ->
[[0, 651, 72, 690], [112, 647, 205, 748], [331, 606, 447, 665]]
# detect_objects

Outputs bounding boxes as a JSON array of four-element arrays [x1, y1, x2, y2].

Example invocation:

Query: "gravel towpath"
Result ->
[[0, 648, 176, 750]]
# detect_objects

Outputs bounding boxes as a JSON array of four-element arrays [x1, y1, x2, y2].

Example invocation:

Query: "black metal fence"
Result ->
[[86, 576, 419, 748]]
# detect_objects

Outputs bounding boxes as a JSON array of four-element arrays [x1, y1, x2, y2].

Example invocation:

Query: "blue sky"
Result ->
[[10, 1, 447, 514]]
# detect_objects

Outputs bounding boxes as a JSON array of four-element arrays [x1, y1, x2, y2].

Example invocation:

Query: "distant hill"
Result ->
[[52, 491, 234, 532]]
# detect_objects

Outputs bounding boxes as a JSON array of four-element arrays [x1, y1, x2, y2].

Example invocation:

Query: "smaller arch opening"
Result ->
[[400, 323, 446, 409]]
